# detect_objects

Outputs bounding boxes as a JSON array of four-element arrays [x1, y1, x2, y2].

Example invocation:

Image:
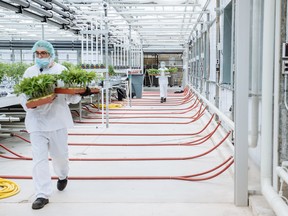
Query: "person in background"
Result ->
[[19, 40, 81, 210], [157, 61, 169, 103]]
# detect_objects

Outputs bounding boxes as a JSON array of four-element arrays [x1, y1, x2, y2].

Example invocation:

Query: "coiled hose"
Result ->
[[0, 178, 20, 199]]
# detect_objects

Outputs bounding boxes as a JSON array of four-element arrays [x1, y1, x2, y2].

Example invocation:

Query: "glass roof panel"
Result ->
[[0, 0, 209, 51]]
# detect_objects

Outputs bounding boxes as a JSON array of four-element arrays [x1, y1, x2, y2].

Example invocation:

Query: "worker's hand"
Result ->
[[80, 86, 91, 96]]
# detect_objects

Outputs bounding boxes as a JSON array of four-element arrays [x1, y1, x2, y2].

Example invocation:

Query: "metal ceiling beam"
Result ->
[[0, 40, 114, 50], [108, 17, 199, 21], [110, 3, 201, 7], [111, 23, 203, 26], [110, 10, 209, 15], [0, 0, 209, 50], [1, 0, 79, 29], [142, 42, 185, 45], [47, 0, 73, 12], [136, 29, 190, 32], [188, 0, 210, 40]]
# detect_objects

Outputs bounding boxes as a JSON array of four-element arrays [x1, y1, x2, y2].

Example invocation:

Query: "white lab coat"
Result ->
[[158, 67, 169, 98], [19, 63, 81, 199]]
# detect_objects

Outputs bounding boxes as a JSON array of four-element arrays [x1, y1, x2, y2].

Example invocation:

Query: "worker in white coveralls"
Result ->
[[157, 61, 170, 103], [19, 40, 82, 210]]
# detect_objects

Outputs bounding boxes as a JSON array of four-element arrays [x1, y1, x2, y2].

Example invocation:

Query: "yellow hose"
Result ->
[[0, 178, 20, 199], [97, 103, 122, 109]]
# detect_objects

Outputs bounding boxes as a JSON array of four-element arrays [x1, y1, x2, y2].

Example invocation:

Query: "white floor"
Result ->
[[0, 88, 255, 216]]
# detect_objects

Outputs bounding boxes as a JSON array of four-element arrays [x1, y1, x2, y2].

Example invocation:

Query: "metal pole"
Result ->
[[86, 25, 89, 64], [91, 21, 93, 64], [129, 25, 132, 107], [104, 1, 109, 128], [96, 22, 99, 63], [123, 37, 125, 67], [114, 45, 116, 67], [234, 0, 250, 206], [249, 0, 262, 148], [100, 14, 103, 64], [215, 0, 220, 109], [231, 0, 236, 121], [141, 43, 144, 74], [120, 42, 123, 67], [41, 24, 44, 40], [205, 14, 211, 100], [81, 28, 84, 64]]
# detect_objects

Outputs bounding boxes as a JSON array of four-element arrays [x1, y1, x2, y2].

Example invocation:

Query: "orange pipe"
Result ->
[[12, 124, 225, 147], [0, 131, 229, 161], [0, 157, 234, 182]]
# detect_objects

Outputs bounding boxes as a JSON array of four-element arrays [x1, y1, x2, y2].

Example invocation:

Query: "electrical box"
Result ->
[[282, 43, 288, 59], [282, 43, 288, 74], [282, 60, 288, 75]]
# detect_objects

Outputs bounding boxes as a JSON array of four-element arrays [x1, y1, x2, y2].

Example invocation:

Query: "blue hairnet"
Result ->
[[32, 40, 55, 59]]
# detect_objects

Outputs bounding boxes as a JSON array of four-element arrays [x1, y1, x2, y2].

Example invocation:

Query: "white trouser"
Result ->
[[159, 76, 168, 98], [30, 128, 69, 199]]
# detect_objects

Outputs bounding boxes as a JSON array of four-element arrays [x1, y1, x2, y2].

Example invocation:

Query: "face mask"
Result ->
[[36, 57, 50, 68]]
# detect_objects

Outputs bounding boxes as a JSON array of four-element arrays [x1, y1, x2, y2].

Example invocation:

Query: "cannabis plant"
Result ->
[[108, 65, 116, 76], [168, 67, 178, 73], [14, 74, 57, 100], [57, 66, 97, 88], [147, 68, 160, 75], [61, 61, 75, 70]]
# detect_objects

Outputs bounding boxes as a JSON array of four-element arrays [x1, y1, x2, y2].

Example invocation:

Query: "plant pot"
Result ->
[[90, 87, 100, 94], [54, 87, 86, 94], [26, 93, 56, 109]]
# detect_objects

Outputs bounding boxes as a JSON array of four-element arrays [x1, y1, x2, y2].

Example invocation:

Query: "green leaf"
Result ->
[[13, 74, 57, 99]]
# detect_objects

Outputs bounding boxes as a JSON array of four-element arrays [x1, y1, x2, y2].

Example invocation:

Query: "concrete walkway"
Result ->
[[0, 88, 258, 216]]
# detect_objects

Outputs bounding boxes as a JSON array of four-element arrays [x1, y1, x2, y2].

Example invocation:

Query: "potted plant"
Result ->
[[108, 65, 116, 76], [55, 66, 98, 94], [13, 74, 57, 108], [168, 67, 178, 73], [0, 62, 30, 88], [0, 63, 5, 84], [61, 61, 75, 70], [147, 68, 160, 76]]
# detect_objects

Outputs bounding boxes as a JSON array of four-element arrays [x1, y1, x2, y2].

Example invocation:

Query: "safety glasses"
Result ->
[[34, 51, 50, 58]]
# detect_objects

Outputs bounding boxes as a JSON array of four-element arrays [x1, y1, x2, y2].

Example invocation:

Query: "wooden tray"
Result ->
[[26, 93, 56, 109], [54, 87, 86, 94], [90, 87, 100, 94]]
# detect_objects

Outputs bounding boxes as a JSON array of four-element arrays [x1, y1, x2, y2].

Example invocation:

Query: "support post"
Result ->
[[234, 0, 250, 206], [129, 25, 132, 107], [104, 1, 109, 128]]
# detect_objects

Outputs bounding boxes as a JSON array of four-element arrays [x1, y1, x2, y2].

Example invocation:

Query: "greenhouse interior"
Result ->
[[1, 0, 288, 215]]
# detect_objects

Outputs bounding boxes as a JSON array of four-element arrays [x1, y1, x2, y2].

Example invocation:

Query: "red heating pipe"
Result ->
[[125, 97, 193, 106], [75, 106, 207, 125], [11, 124, 226, 148], [0, 132, 229, 161], [86, 95, 197, 112], [14, 113, 217, 137], [81, 99, 201, 117], [69, 114, 217, 137], [67, 126, 226, 147], [0, 156, 234, 182]]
